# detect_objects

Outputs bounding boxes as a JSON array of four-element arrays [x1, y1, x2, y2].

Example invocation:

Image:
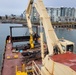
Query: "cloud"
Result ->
[[0, 0, 76, 16], [0, 0, 28, 15], [0, 0, 27, 9], [43, 0, 76, 8]]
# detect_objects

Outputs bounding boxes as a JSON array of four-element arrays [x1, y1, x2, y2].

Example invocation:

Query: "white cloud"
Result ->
[[43, 0, 76, 8], [0, 0, 76, 16], [0, 0, 28, 15]]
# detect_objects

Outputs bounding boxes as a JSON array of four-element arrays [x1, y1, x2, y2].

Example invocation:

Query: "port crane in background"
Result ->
[[26, 0, 76, 75]]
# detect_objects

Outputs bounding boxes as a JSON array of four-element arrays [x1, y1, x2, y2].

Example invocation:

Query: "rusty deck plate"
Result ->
[[51, 52, 76, 71], [1, 43, 23, 75]]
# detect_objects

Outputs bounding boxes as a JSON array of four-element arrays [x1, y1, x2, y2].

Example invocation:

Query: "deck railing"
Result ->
[[32, 61, 43, 75]]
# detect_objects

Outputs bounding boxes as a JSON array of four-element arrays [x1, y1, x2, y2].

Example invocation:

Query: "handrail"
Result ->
[[32, 61, 43, 75]]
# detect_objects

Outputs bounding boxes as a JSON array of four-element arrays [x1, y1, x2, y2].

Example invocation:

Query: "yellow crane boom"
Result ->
[[26, 0, 63, 55], [26, 0, 76, 75]]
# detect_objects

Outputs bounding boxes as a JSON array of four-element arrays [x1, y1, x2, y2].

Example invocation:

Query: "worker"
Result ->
[[6, 35, 11, 44], [33, 32, 40, 44]]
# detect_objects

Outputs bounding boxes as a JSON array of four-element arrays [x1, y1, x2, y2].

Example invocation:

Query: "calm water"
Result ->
[[0, 24, 76, 69]]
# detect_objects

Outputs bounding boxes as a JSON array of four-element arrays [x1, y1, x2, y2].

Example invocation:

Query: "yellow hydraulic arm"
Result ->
[[26, 0, 34, 48], [26, 0, 63, 55]]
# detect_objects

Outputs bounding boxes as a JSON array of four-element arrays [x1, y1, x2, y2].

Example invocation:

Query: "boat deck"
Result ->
[[51, 52, 76, 71], [1, 43, 43, 75], [2, 42, 76, 75], [1, 43, 24, 75]]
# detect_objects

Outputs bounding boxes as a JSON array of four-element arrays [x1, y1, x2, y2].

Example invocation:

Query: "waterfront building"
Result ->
[[30, 7, 76, 22]]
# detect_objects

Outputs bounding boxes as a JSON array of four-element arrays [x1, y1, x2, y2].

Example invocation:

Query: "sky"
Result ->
[[0, 0, 76, 16]]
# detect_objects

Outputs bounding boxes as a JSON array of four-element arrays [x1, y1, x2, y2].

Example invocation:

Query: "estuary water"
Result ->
[[0, 24, 76, 69]]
